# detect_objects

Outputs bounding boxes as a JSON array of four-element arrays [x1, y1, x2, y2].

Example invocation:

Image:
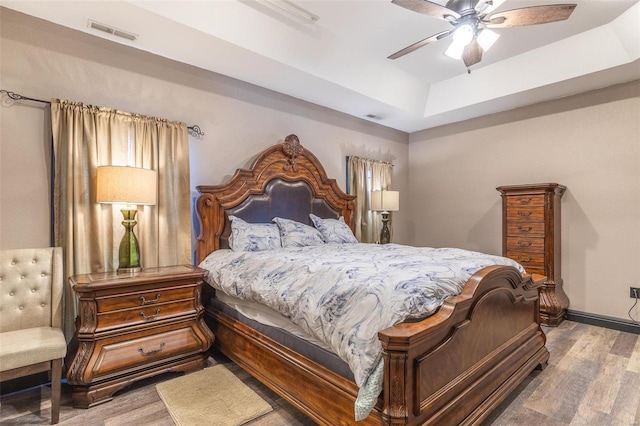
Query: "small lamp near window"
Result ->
[[96, 166, 157, 273], [371, 190, 399, 244]]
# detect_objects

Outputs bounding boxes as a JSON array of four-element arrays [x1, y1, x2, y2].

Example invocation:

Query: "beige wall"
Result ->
[[3, 7, 639, 322], [0, 8, 409, 250], [408, 81, 640, 321]]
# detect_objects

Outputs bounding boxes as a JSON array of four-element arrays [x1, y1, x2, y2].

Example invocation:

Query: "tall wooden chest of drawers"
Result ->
[[65, 265, 214, 408], [497, 183, 568, 326]]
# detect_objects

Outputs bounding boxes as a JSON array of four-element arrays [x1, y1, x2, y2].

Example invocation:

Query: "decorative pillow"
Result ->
[[228, 215, 281, 251], [272, 217, 325, 248], [309, 214, 358, 244]]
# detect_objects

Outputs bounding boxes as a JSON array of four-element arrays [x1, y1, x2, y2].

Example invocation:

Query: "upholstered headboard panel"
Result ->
[[219, 178, 342, 249], [195, 135, 355, 263]]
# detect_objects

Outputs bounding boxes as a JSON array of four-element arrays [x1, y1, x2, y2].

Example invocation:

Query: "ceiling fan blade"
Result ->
[[487, 4, 576, 28], [462, 39, 483, 67], [388, 30, 450, 59], [392, 0, 460, 21]]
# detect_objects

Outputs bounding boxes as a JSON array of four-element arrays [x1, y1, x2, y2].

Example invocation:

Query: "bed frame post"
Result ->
[[382, 350, 409, 425], [196, 193, 222, 264]]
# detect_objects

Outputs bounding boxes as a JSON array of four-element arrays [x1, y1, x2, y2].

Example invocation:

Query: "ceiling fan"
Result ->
[[388, 0, 577, 68]]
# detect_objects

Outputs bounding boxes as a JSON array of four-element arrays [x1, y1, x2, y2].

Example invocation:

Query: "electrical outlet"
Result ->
[[631, 287, 640, 299]]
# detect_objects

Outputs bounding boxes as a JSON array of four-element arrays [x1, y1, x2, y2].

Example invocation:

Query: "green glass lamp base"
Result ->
[[118, 209, 142, 274]]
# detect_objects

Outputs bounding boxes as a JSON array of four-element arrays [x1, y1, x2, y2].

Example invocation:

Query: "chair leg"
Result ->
[[51, 359, 62, 425]]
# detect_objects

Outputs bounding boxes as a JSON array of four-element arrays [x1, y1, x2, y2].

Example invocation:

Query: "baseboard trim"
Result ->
[[566, 310, 640, 335], [0, 372, 49, 396]]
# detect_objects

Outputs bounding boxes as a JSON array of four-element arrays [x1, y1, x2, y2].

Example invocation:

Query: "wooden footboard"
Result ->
[[204, 265, 548, 426], [379, 265, 547, 425]]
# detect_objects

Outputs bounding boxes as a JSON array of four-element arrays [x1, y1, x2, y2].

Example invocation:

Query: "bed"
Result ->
[[195, 135, 549, 425]]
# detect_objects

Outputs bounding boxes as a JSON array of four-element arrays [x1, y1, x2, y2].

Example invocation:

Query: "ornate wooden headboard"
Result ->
[[195, 135, 355, 264]]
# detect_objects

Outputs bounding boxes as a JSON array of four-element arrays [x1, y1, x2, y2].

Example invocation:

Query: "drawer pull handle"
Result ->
[[140, 308, 161, 321], [517, 256, 533, 263], [517, 196, 533, 203], [138, 342, 165, 356], [140, 293, 161, 305], [517, 211, 533, 217], [517, 225, 533, 232], [517, 240, 532, 247]]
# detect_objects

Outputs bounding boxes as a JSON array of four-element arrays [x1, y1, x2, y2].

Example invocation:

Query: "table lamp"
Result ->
[[371, 190, 399, 244], [96, 166, 157, 273]]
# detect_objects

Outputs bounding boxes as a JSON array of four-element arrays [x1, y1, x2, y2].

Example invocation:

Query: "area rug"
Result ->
[[156, 365, 273, 426]]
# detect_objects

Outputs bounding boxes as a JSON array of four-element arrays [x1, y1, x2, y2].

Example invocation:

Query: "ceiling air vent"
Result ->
[[88, 20, 137, 41]]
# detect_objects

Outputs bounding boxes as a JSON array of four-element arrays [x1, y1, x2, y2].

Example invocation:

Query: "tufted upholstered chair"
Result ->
[[0, 247, 66, 424]]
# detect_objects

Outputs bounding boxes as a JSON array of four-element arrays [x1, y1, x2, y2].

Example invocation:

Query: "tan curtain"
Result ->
[[347, 156, 393, 243], [130, 114, 191, 268], [51, 100, 190, 341]]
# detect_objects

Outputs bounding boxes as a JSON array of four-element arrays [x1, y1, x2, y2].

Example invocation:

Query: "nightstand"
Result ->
[[65, 265, 214, 408]]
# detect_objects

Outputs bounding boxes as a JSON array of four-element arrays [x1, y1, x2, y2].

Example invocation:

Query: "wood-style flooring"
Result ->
[[1, 321, 639, 425]]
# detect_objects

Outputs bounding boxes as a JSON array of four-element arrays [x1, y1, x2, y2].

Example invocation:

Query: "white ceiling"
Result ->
[[3, 0, 639, 132]]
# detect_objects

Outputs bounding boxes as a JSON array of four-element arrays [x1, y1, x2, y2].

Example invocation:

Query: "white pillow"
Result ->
[[309, 214, 358, 244], [272, 217, 325, 248], [228, 215, 281, 251]]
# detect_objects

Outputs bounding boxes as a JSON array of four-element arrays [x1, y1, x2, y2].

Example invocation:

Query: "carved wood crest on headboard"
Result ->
[[195, 135, 355, 263]]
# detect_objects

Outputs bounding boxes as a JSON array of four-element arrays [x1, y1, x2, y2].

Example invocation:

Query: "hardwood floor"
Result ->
[[1, 321, 638, 425]]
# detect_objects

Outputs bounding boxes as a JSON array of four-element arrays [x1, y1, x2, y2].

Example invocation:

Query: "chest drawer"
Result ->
[[506, 236, 544, 253], [506, 222, 545, 236], [505, 194, 545, 207], [506, 251, 544, 268], [523, 266, 545, 277], [96, 286, 195, 313], [506, 206, 544, 222], [89, 324, 205, 380], [96, 300, 196, 331]]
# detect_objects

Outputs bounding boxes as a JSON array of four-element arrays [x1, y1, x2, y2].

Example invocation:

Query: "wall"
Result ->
[[408, 81, 640, 321], [0, 8, 409, 251], [3, 7, 638, 323]]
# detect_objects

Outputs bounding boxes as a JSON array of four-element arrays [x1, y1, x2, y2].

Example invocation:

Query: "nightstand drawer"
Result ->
[[506, 206, 544, 221], [506, 222, 545, 236], [506, 237, 544, 253], [91, 325, 204, 379], [505, 195, 545, 206], [506, 251, 544, 268], [96, 286, 195, 312], [97, 300, 196, 331]]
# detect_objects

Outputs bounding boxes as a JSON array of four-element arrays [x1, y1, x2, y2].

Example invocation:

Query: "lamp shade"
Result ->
[[96, 166, 157, 205], [371, 190, 399, 212]]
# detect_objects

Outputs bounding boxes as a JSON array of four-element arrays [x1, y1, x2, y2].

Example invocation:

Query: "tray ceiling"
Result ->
[[3, 0, 639, 132]]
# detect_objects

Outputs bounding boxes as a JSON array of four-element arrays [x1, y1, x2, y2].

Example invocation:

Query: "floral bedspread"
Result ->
[[200, 243, 524, 418]]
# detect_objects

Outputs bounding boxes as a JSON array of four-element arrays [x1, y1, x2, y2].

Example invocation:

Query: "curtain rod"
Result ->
[[1, 89, 205, 138], [0, 89, 48, 104], [347, 155, 394, 167]]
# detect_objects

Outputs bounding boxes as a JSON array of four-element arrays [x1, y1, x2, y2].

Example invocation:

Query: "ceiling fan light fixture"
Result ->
[[444, 40, 466, 60], [477, 28, 500, 51], [445, 22, 475, 59], [451, 23, 475, 46]]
